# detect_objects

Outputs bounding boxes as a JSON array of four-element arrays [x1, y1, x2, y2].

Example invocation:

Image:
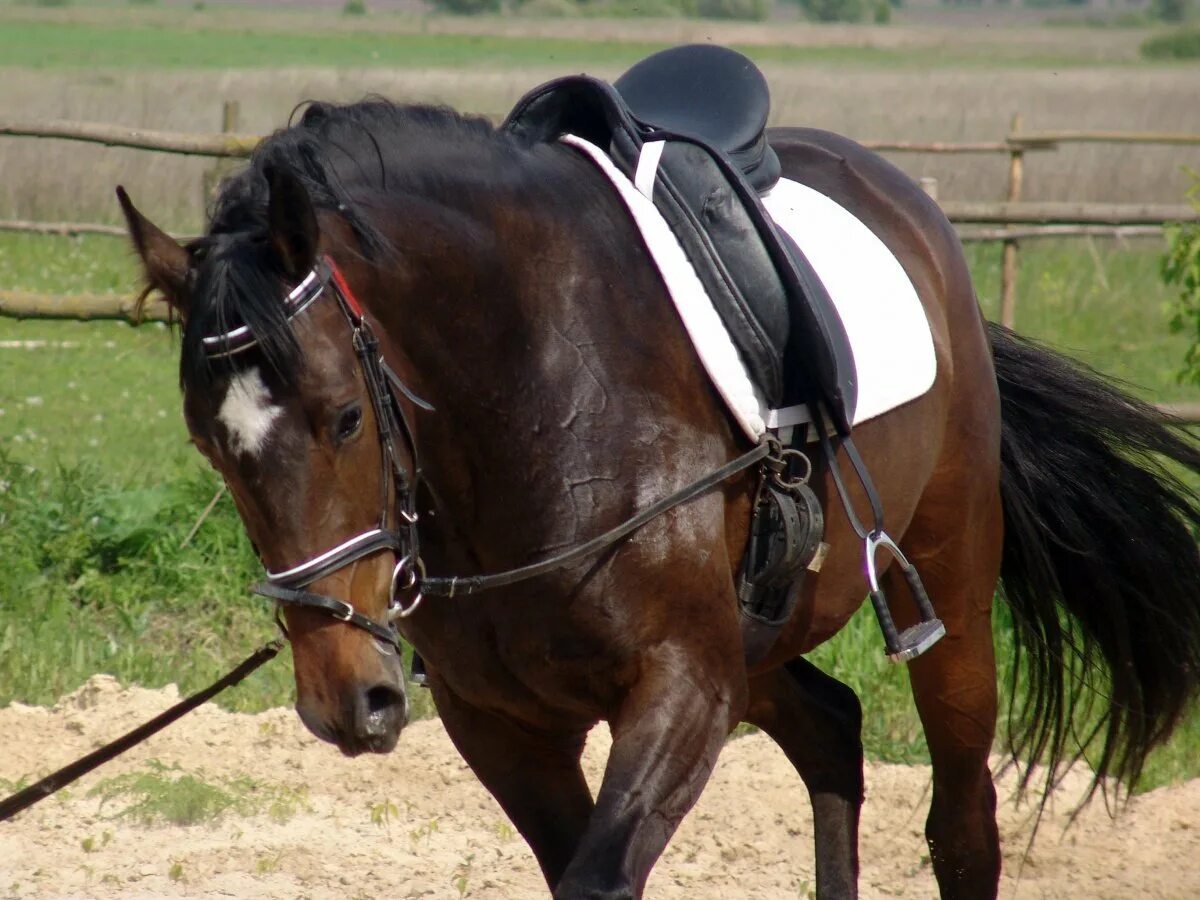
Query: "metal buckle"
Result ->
[[331, 599, 355, 622]]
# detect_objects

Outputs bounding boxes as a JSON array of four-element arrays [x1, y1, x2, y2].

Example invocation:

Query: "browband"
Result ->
[[200, 261, 332, 359]]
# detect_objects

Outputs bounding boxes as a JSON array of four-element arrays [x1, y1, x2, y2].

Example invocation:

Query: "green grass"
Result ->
[[90, 759, 309, 825], [0, 234, 191, 478], [0, 18, 1158, 71], [1, 233, 1198, 791], [968, 239, 1196, 399]]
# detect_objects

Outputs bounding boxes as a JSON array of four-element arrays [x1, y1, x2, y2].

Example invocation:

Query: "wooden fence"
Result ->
[[2, 113, 1199, 421]]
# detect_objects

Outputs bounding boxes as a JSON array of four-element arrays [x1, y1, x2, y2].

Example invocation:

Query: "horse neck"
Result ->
[[360, 151, 716, 565], [367, 154, 667, 426]]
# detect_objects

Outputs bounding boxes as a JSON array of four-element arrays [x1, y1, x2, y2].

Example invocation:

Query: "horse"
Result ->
[[116, 95, 1200, 899]]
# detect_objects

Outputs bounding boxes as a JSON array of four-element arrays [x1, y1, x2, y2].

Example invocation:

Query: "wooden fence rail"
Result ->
[[0, 291, 168, 322], [13, 119, 1198, 159], [0, 119, 258, 158], [0, 219, 131, 238], [2, 113, 1199, 414], [3, 288, 1194, 423], [940, 201, 1199, 226]]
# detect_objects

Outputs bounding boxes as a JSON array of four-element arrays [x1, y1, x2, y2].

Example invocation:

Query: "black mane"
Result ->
[[180, 100, 508, 391]]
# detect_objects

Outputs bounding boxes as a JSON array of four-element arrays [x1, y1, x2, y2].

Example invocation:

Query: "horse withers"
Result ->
[[118, 93, 1200, 899]]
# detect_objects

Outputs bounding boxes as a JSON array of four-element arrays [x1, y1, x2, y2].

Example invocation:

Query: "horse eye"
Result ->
[[334, 405, 363, 444]]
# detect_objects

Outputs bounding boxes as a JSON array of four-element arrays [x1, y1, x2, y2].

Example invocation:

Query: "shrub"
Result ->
[[1141, 28, 1200, 59], [873, 0, 891, 22], [512, 0, 579, 15], [1151, 0, 1193, 23], [801, 0, 866, 22], [343, 0, 368, 13], [593, 0, 688, 15], [1162, 173, 1200, 385], [694, 0, 769, 19], [430, 0, 501, 13]]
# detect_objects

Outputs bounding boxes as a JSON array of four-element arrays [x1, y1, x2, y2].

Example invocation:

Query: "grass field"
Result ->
[[1, 229, 1197, 790], [0, 18, 1147, 71]]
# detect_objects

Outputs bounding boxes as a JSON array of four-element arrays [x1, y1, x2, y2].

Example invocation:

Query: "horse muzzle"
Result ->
[[297, 674, 409, 756]]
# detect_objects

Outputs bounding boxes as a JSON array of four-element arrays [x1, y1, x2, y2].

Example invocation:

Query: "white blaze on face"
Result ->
[[218, 367, 283, 458]]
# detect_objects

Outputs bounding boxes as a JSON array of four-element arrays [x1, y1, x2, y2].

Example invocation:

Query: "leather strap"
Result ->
[[423, 441, 770, 597], [0, 640, 283, 823], [252, 582, 402, 649], [266, 528, 403, 588]]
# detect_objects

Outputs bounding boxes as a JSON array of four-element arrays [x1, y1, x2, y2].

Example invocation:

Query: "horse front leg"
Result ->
[[430, 677, 595, 892], [554, 639, 744, 900]]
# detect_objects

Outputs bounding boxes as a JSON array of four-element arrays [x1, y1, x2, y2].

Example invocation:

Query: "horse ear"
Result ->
[[265, 164, 319, 281], [116, 186, 189, 313]]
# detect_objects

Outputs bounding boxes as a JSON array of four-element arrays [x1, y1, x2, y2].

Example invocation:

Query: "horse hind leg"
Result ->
[[745, 658, 864, 899], [885, 481, 1004, 899]]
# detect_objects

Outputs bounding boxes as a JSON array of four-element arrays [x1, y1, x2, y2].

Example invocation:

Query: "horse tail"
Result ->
[[989, 321, 1200, 794]]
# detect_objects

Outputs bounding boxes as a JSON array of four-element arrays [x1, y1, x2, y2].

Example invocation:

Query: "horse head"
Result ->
[[118, 163, 413, 756]]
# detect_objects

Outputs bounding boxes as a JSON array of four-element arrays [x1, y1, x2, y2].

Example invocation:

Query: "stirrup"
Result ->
[[865, 532, 945, 663]]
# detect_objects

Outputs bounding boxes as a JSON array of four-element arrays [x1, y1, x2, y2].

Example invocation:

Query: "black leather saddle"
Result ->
[[614, 44, 781, 194], [503, 44, 857, 433]]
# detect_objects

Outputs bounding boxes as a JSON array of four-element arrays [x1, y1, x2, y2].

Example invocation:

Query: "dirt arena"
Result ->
[[2, 676, 1198, 899]]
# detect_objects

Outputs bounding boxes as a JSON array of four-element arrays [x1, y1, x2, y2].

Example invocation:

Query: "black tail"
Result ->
[[991, 322, 1200, 794]]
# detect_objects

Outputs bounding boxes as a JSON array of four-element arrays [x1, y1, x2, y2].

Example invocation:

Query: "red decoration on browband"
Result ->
[[325, 256, 366, 321]]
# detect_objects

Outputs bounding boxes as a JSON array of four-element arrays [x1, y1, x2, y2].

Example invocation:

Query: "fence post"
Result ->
[[919, 176, 939, 201], [201, 101, 241, 208], [1000, 113, 1023, 329]]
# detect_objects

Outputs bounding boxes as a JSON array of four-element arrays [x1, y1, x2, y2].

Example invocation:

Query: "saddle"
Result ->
[[502, 45, 944, 666], [503, 43, 857, 433]]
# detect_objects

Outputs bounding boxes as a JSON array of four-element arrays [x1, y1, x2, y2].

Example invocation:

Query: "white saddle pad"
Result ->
[[562, 135, 936, 441]]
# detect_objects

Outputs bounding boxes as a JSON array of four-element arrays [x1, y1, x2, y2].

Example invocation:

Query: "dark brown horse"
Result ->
[[118, 98, 1200, 899]]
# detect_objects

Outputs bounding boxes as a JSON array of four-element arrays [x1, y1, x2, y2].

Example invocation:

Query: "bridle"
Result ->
[[204, 257, 429, 651], [201, 254, 771, 652]]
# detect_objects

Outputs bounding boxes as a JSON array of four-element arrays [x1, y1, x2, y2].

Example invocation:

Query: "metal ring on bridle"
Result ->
[[389, 556, 426, 620]]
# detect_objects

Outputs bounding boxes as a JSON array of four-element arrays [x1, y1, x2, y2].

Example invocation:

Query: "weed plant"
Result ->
[[89, 759, 308, 826]]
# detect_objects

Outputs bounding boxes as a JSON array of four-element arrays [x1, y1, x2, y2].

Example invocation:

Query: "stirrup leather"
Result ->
[[813, 406, 946, 663]]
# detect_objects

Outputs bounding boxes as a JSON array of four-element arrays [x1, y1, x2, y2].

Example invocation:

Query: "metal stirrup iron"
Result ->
[[865, 532, 946, 663], [811, 405, 946, 662]]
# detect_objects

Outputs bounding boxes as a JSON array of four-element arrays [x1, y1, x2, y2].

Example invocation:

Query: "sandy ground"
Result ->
[[2, 676, 1198, 899]]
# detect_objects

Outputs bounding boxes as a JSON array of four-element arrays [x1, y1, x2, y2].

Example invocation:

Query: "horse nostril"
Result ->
[[366, 683, 404, 717], [360, 682, 408, 739]]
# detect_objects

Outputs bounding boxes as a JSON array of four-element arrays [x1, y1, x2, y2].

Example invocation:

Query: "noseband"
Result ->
[[205, 255, 771, 653]]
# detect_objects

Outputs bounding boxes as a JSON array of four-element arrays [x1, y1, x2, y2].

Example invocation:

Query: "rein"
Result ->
[[231, 256, 773, 645], [0, 640, 282, 823]]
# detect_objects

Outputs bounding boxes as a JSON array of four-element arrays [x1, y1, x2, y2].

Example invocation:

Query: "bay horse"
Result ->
[[117, 97, 1200, 899]]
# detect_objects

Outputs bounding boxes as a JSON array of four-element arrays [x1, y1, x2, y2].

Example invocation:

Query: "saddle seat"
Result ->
[[614, 44, 781, 194]]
